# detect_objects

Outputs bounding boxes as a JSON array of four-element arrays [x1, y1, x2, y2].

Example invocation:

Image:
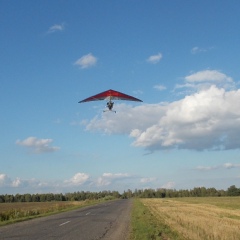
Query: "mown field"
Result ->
[[0, 200, 95, 225], [133, 197, 240, 240]]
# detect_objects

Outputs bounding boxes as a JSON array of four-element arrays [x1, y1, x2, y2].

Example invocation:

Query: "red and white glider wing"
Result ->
[[78, 89, 142, 103]]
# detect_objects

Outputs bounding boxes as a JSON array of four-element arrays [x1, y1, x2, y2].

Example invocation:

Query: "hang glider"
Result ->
[[78, 89, 142, 112]]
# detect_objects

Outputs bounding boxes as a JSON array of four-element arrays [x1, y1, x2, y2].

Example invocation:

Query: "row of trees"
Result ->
[[131, 185, 240, 198], [0, 190, 120, 203], [0, 185, 240, 203]]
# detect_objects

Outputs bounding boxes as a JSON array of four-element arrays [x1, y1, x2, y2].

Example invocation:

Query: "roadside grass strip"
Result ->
[[0, 199, 109, 226], [130, 198, 182, 240], [142, 198, 240, 240]]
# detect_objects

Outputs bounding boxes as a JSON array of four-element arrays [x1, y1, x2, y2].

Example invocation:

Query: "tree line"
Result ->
[[0, 190, 121, 203], [131, 185, 240, 198], [0, 185, 240, 203]]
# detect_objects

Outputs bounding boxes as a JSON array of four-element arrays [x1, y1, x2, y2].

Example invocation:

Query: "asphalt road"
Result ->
[[0, 199, 132, 240]]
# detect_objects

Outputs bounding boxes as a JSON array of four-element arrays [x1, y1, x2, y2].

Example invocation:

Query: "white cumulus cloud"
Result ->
[[140, 177, 156, 183], [96, 173, 130, 186], [131, 86, 240, 151], [83, 83, 240, 152], [191, 46, 207, 54], [147, 53, 162, 64], [64, 173, 89, 186], [175, 70, 235, 94], [0, 174, 43, 189], [161, 181, 175, 189], [16, 137, 60, 153], [47, 23, 65, 33], [223, 163, 240, 169], [74, 53, 97, 69], [0, 174, 11, 186], [185, 70, 233, 83], [154, 84, 167, 91], [196, 166, 219, 171], [196, 162, 240, 171]]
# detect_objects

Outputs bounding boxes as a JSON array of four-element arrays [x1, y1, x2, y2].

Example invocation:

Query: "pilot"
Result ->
[[107, 101, 114, 110]]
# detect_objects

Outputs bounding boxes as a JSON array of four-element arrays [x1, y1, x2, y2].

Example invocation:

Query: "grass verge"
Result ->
[[130, 198, 182, 240]]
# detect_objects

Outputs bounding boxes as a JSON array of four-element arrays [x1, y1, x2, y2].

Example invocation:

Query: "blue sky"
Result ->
[[1, 1, 240, 194]]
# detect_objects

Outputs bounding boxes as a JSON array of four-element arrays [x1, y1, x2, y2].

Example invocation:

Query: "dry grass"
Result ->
[[0, 201, 88, 224], [141, 197, 240, 240], [0, 201, 84, 212]]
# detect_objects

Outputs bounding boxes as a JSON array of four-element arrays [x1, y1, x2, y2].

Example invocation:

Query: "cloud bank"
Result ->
[[1, 161, 238, 193], [0, 172, 154, 194], [82, 70, 240, 152], [0, 173, 47, 190], [196, 163, 240, 171]]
